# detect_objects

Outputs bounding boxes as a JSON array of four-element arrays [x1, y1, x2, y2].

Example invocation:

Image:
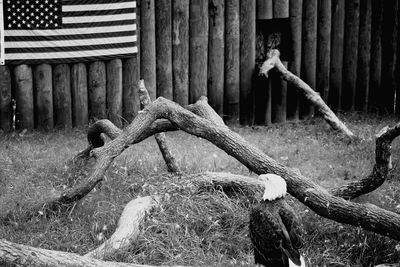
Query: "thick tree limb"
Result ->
[[330, 124, 399, 199], [139, 80, 180, 173], [85, 195, 161, 260], [259, 49, 356, 140], [13, 96, 400, 240], [0, 240, 183, 267]]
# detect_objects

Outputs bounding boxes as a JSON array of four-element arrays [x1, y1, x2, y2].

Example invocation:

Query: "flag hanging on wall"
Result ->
[[0, 0, 137, 65]]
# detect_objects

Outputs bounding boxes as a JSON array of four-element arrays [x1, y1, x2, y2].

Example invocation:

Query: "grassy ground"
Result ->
[[1, 113, 400, 266]]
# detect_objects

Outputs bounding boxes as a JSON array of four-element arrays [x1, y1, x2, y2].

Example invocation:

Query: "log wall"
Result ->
[[0, 0, 398, 131]]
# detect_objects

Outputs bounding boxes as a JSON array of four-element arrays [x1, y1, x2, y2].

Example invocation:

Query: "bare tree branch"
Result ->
[[259, 49, 356, 140]]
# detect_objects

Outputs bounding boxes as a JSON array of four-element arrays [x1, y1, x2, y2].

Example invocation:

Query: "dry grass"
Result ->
[[1, 113, 400, 266]]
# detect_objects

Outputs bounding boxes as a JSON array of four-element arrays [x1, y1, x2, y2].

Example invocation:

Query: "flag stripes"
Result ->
[[1, 0, 137, 65]]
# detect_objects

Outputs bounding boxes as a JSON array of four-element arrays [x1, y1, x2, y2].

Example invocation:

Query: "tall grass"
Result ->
[[0, 113, 400, 266]]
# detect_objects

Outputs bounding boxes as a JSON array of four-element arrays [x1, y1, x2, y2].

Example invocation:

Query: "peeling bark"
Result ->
[[259, 49, 356, 140]]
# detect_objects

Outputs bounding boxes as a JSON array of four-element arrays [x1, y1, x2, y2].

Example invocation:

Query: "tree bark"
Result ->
[[34, 64, 54, 130], [0, 239, 181, 267], [259, 50, 356, 140], [139, 80, 180, 173], [12, 93, 400, 241], [85, 196, 161, 259]]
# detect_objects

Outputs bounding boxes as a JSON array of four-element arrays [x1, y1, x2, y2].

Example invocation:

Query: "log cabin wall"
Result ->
[[0, 0, 398, 131]]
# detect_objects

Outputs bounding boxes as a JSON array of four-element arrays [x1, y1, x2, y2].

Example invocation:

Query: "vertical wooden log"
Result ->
[[355, 0, 372, 112], [106, 59, 123, 127], [140, 0, 156, 100], [396, 1, 400, 116], [369, 0, 383, 113], [155, 0, 173, 99], [88, 61, 107, 120], [341, 0, 360, 111], [287, 0, 302, 120], [329, 0, 345, 111], [123, 56, 140, 123], [0, 66, 12, 132], [71, 63, 88, 127], [272, 0, 289, 123], [189, 0, 208, 103], [300, 0, 317, 119], [256, 0, 273, 125], [380, 0, 398, 114], [316, 0, 331, 102], [34, 64, 53, 130], [172, 0, 189, 106], [53, 64, 72, 128], [14, 65, 34, 130], [208, 0, 224, 116], [240, 0, 256, 125], [224, 0, 240, 124]]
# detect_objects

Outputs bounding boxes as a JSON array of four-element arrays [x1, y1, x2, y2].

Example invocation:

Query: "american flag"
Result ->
[[0, 0, 137, 65]]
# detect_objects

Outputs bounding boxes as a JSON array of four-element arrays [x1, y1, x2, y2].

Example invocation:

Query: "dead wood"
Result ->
[[85, 195, 160, 260], [330, 124, 399, 199], [0, 239, 184, 267], [139, 80, 180, 173], [259, 49, 356, 140], [7, 88, 400, 242]]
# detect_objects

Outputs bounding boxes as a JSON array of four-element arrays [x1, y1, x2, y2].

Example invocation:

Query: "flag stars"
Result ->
[[4, 0, 62, 29]]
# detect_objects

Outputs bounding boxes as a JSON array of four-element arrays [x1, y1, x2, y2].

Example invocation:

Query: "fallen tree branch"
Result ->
[[330, 124, 399, 199], [259, 49, 356, 140], [0, 239, 183, 267], [139, 80, 180, 173], [86, 195, 161, 260], [12, 96, 400, 240]]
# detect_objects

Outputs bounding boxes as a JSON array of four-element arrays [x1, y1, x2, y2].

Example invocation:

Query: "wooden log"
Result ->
[[53, 64, 72, 128], [189, 0, 208, 103], [329, 0, 345, 111], [123, 56, 140, 124], [380, 0, 398, 114], [239, 0, 256, 125], [300, 0, 317, 119], [316, 0, 331, 102], [255, 0, 272, 125], [86, 196, 161, 260], [172, 0, 189, 107], [155, 0, 173, 99], [14, 64, 34, 130], [30, 97, 400, 240], [34, 64, 54, 130], [0, 66, 12, 132], [369, 0, 384, 113], [271, 0, 289, 123], [224, 0, 240, 124], [260, 50, 356, 139], [140, 0, 157, 100], [287, 0, 302, 121], [355, 0, 372, 112], [341, 0, 360, 111], [397, 1, 400, 116], [208, 0, 225, 116], [106, 59, 123, 128], [71, 63, 88, 127], [88, 61, 107, 120], [0, 239, 174, 267]]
